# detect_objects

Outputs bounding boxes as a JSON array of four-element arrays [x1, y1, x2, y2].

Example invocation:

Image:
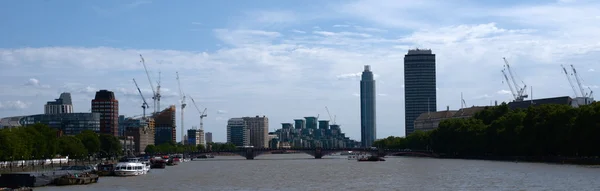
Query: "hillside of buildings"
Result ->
[[375, 102, 600, 157], [0, 124, 122, 160]]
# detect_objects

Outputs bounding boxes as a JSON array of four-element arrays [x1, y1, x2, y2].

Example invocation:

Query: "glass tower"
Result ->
[[404, 49, 437, 136], [360, 65, 376, 148]]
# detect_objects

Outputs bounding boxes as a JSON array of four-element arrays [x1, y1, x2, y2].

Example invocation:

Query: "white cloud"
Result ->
[[291, 29, 306, 34], [377, 93, 388, 96], [497, 90, 512, 95], [24, 78, 50, 88], [217, 110, 227, 114], [0, 101, 30, 110], [588, 69, 595, 72]]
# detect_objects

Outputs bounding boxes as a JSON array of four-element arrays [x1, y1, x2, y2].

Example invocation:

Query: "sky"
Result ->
[[1, 0, 599, 142]]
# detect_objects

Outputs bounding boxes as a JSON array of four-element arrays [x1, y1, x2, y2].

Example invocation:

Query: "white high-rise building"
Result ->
[[45, 92, 74, 114]]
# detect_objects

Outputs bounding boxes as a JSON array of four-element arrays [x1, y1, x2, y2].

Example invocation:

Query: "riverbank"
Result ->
[[437, 155, 600, 165]]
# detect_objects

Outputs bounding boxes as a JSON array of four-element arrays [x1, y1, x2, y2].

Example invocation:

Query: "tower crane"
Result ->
[[132, 78, 150, 119], [501, 69, 517, 101], [325, 106, 336, 125], [176, 72, 186, 144], [561, 65, 580, 97], [502, 57, 528, 102], [189, 96, 207, 145], [139, 54, 158, 115], [571, 65, 588, 97]]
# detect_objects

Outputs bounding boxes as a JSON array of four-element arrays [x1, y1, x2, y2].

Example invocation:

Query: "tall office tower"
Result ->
[[45, 92, 74, 114], [404, 49, 437, 136], [205, 132, 213, 144], [243, 116, 269, 148], [91, 90, 119, 136], [227, 118, 250, 146], [360, 65, 376, 148]]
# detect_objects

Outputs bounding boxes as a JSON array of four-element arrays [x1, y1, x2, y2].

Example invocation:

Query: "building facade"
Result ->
[[360, 65, 376, 148], [45, 92, 74, 114], [91, 90, 119, 136], [404, 49, 437, 136], [294, 119, 305, 129], [243, 116, 269, 148], [205, 132, 213, 144], [227, 118, 250, 146], [21, 113, 100, 135], [187, 129, 201, 145], [153, 105, 176, 145], [125, 118, 155, 154]]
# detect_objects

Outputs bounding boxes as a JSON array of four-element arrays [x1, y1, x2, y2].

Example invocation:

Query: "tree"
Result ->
[[99, 134, 122, 157], [144, 145, 156, 154], [76, 130, 101, 154], [58, 136, 88, 159]]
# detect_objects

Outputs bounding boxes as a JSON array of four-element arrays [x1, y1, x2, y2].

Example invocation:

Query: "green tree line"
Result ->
[[374, 102, 600, 157], [144, 142, 237, 154], [0, 123, 122, 161]]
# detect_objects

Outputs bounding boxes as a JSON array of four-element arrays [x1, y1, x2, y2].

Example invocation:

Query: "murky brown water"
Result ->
[[36, 154, 600, 191]]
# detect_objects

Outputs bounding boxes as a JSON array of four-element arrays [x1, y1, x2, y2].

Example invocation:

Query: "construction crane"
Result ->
[[571, 65, 588, 97], [502, 57, 528, 102], [156, 70, 162, 113], [189, 96, 207, 145], [325, 106, 336, 125], [501, 69, 517, 101], [176, 72, 186, 144], [132, 78, 150, 119], [561, 65, 580, 97], [588, 87, 594, 99], [139, 54, 158, 115]]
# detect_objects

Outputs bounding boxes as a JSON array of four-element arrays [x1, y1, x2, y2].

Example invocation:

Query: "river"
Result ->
[[36, 154, 600, 191]]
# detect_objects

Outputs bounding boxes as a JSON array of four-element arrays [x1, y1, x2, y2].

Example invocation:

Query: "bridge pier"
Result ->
[[314, 148, 323, 159], [245, 148, 255, 160]]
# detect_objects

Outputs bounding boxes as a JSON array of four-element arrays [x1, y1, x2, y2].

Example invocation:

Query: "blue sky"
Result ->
[[1, 0, 599, 142]]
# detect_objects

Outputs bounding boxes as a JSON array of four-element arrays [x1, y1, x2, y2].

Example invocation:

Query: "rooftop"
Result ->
[[407, 48, 433, 55]]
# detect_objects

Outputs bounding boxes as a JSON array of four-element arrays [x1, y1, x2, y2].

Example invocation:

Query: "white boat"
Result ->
[[114, 157, 150, 176]]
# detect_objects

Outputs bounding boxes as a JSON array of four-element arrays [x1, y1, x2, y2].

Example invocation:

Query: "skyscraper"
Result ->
[[45, 92, 73, 114], [205, 132, 213, 143], [91, 90, 119, 136], [243, 116, 269, 148], [360, 65, 376, 148], [404, 49, 437, 136]]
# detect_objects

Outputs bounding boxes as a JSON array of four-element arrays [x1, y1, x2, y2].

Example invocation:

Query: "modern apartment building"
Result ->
[[227, 118, 250, 146], [243, 116, 269, 148], [91, 90, 119, 136], [45, 92, 74, 114], [404, 49, 437, 136], [360, 65, 376, 147]]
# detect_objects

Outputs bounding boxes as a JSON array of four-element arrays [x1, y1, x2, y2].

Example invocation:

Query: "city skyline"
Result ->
[[1, 0, 599, 141]]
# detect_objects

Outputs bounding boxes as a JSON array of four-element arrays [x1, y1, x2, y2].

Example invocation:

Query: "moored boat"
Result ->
[[96, 163, 115, 176], [114, 157, 150, 176], [54, 172, 99, 186]]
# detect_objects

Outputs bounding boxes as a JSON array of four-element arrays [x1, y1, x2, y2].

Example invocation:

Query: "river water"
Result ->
[[36, 154, 600, 191]]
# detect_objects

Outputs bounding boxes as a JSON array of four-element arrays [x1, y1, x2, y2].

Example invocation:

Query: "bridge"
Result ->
[[183, 148, 437, 160]]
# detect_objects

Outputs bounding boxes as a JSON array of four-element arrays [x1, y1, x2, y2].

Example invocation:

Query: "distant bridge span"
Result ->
[[184, 148, 437, 160]]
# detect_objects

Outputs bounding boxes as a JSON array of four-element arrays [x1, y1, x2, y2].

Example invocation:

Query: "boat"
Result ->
[[96, 163, 115, 176], [357, 155, 385, 162], [0, 187, 33, 191], [114, 157, 150, 176], [172, 157, 181, 165], [347, 153, 369, 160], [54, 172, 99, 186], [196, 154, 214, 159], [150, 157, 166, 169]]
